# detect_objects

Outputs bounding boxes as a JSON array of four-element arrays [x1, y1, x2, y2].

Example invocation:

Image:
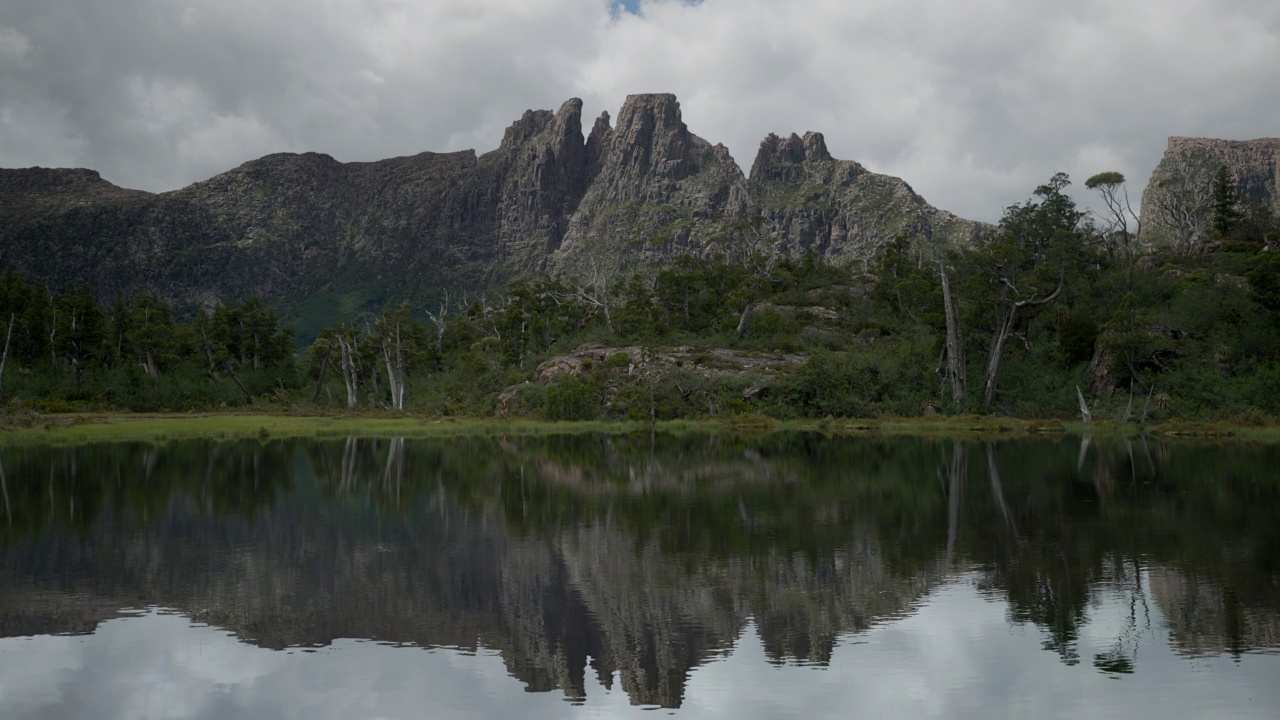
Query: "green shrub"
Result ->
[[543, 374, 602, 421]]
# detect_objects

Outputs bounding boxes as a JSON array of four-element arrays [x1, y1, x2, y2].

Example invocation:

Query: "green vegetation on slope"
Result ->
[[2, 171, 1280, 425]]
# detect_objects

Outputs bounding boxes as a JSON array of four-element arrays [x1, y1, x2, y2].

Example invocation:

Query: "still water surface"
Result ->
[[0, 433, 1277, 718]]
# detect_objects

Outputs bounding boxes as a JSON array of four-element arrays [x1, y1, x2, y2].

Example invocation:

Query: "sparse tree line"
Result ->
[[3, 164, 1280, 421], [0, 274, 294, 411]]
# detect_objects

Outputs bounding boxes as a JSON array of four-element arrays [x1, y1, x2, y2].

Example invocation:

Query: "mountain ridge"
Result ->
[[0, 93, 983, 333]]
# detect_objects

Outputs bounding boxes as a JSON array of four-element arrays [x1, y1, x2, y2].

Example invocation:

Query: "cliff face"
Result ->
[[0, 94, 983, 327], [748, 131, 980, 265], [1140, 136, 1280, 246], [551, 94, 751, 273]]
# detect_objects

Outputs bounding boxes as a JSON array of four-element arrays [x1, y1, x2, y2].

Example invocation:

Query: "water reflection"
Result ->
[[0, 433, 1278, 713]]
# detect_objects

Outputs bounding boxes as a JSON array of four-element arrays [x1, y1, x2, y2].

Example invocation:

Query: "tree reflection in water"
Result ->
[[0, 433, 1278, 707]]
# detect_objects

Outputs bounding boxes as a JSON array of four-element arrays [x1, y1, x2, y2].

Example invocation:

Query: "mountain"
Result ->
[[1140, 136, 1280, 248], [0, 94, 984, 334]]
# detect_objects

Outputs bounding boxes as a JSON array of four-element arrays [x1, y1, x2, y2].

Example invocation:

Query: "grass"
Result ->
[[0, 413, 664, 446], [5, 410, 1280, 446]]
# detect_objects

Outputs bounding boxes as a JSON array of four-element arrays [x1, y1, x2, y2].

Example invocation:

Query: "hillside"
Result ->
[[1, 94, 984, 335]]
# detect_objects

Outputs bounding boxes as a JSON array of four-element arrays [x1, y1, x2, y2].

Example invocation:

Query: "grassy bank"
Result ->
[[4, 411, 1279, 446]]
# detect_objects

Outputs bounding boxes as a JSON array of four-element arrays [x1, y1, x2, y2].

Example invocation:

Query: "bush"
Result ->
[[543, 374, 601, 421], [604, 352, 632, 368]]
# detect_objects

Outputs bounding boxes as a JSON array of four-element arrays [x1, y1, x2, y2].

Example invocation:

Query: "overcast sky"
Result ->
[[1, 0, 1277, 222]]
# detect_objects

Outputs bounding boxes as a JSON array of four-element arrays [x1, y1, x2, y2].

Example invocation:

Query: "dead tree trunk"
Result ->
[[226, 368, 254, 405], [336, 334, 360, 409], [312, 346, 332, 402], [734, 301, 753, 339], [572, 265, 615, 335], [424, 290, 451, 355], [140, 350, 159, 383], [1076, 385, 1092, 423], [0, 313, 14, 400], [982, 277, 1062, 411], [939, 262, 967, 405], [380, 319, 406, 411]]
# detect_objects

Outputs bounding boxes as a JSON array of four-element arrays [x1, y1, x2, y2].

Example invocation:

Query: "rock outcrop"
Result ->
[[551, 94, 751, 274], [1140, 136, 1280, 247], [0, 94, 984, 333], [748, 131, 979, 266]]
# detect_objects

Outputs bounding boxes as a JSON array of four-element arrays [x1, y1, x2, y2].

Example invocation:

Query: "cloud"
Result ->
[[5, 581, 1280, 719], [0, 0, 1276, 221], [0, 25, 31, 63]]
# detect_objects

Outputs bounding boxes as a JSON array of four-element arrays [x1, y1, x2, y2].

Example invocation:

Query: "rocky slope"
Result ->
[[1, 94, 984, 330], [1140, 136, 1280, 247]]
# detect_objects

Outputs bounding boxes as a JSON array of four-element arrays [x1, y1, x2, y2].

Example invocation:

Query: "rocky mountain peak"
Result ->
[[500, 109, 553, 150], [802, 131, 832, 162], [0, 167, 150, 216], [749, 131, 836, 184], [1, 166, 102, 190], [586, 111, 613, 174], [605, 93, 697, 186]]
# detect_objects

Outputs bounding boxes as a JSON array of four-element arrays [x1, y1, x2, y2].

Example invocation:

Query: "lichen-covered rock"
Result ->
[[534, 355, 585, 384]]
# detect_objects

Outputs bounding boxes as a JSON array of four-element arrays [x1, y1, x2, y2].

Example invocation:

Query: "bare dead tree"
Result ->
[[571, 257, 615, 334], [423, 289, 452, 354], [982, 273, 1063, 410], [1076, 385, 1093, 423], [1150, 169, 1211, 253], [0, 313, 14, 401], [939, 261, 967, 405], [311, 339, 333, 403], [335, 328, 361, 410], [48, 301, 57, 371], [1086, 172, 1143, 286], [376, 310, 409, 411]]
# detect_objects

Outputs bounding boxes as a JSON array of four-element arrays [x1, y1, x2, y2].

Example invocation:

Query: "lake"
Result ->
[[1, 432, 1278, 719]]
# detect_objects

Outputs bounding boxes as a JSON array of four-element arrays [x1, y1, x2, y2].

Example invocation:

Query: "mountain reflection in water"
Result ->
[[0, 433, 1278, 716]]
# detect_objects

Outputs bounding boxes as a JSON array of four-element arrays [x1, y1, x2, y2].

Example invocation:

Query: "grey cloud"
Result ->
[[1, 0, 1277, 222]]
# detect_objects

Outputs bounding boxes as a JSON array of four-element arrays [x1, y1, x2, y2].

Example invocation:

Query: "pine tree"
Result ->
[[1210, 165, 1243, 239]]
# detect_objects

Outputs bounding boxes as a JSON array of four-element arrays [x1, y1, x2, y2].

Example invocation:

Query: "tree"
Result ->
[[1085, 171, 1141, 286], [974, 173, 1081, 410], [872, 235, 942, 326], [1150, 166, 1211, 253], [0, 313, 14, 401], [1246, 250, 1280, 320], [195, 298, 294, 404], [1209, 165, 1243, 239], [708, 215, 777, 338], [569, 258, 617, 335], [939, 259, 967, 405], [333, 324, 363, 409], [370, 303, 426, 411], [53, 284, 106, 381], [127, 292, 178, 383]]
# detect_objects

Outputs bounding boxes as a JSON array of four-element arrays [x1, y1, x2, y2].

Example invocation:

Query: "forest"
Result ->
[[2, 168, 1279, 423]]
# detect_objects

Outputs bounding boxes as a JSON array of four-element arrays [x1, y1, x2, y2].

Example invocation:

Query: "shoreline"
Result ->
[[2, 411, 1276, 445]]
